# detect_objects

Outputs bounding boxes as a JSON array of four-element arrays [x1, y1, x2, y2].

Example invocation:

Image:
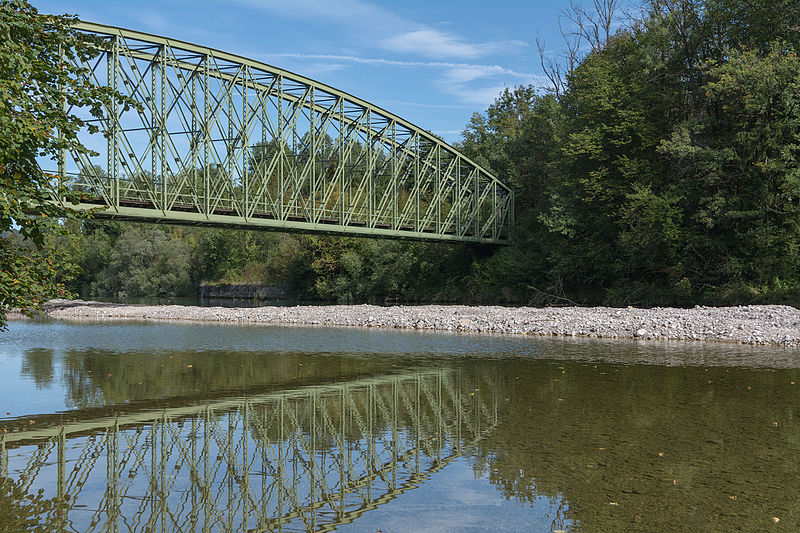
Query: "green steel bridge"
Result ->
[[0, 367, 504, 532], [53, 22, 513, 244]]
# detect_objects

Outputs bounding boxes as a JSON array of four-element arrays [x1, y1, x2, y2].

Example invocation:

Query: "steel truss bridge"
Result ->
[[53, 22, 513, 244], [0, 367, 505, 532]]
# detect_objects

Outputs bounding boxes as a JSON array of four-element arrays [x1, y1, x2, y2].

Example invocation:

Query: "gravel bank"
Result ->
[[16, 299, 800, 347]]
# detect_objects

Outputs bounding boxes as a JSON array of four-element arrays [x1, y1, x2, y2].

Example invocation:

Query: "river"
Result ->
[[1, 320, 798, 532]]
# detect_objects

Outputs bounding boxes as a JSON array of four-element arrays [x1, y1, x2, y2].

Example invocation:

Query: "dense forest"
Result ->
[[47, 0, 800, 306]]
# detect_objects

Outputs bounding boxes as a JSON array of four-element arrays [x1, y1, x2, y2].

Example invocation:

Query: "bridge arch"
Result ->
[[56, 22, 513, 244]]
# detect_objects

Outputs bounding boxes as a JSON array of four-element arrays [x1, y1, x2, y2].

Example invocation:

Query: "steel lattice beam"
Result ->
[[51, 22, 513, 244]]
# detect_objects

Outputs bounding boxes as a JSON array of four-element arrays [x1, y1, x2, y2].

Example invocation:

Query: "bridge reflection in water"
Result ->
[[0, 367, 503, 532]]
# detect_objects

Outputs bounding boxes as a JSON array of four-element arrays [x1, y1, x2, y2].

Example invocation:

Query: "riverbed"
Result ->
[[1, 320, 798, 532], [22, 299, 800, 347]]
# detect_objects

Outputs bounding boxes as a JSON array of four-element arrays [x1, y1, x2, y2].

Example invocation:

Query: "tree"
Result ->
[[0, 1, 132, 326]]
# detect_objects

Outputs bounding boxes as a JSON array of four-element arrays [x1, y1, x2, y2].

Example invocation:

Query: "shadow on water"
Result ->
[[2, 321, 800, 531]]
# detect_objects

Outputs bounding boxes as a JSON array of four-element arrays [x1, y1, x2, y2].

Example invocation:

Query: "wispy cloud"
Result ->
[[238, 1, 538, 108], [257, 51, 545, 108], [259, 52, 536, 80], [235, 0, 525, 61], [382, 29, 524, 59], [439, 84, 511, 106], [382, 29, 482, 59], [234, 0, 409, 35]]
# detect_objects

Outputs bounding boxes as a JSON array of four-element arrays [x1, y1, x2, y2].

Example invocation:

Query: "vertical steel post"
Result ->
[[474, 168, 480, 236], [107, 35, 118, 208], [367, 110, 374, 228], [492, 181, 497, 238], [338, 99, 345, 223], [309, 87, 316, 222], [227, 72, 234, 217], [456, 161, 461, 235], [415, 375, 420, 474], [203, 406, 210, 533], [438, 372, 443, 461], [278, 76, 285, 221], [160, 413, 167, 533], [160, 44, 167, 213], [392, 378, 398, 490], [242, 402, 250, 532], [0, 435, 6, 479], [278, 397, 285, 525], [57, 427, 65, 532], [106, 419, 119, 533], [191, 416, 198, 531], [415, 134, 420, 232], [391, 121, 397, 229], [339, 387, 346, 517], [243, 67, 249, 221], [148, 417, 157, 530], [226, 411, 234, 532], [203, 54, 210, 217], [436, 146, 441, 232], [310, 392, 317, 531]]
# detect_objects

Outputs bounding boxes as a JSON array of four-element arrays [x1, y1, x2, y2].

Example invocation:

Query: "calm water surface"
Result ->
[[1, 320, 799, 532]]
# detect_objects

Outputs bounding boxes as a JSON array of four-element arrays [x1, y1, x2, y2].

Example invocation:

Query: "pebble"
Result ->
[[14, 300, 800, 348]]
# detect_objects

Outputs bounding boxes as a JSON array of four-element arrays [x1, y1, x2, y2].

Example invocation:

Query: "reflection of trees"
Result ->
[[470, 360, 800, 532], [21, 349, 54, 389], [0, 477, 57, 533], [59, 349, 401, 410]]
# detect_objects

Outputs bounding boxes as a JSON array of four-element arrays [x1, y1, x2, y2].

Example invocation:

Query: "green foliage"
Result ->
[[26, 0, 800, 309], [0, 478, 57, 533], [293, 237, 477, 303], [58, 221, 480, 303], [459, 0, 800, 306], [91, 226, 193, 297], [0, 1, 133, 326]]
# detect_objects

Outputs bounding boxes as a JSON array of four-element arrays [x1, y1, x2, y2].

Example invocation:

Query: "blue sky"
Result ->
[[34, 0, 573, 144]]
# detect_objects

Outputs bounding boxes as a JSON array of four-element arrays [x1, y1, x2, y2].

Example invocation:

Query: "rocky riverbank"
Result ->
[[14, 299, 800, 347]]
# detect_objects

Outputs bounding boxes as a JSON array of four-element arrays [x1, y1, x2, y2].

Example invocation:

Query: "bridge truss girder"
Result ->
[[55, 22, 513, 244]]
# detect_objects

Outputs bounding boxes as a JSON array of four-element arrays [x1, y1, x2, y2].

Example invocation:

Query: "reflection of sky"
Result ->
[[0, 353, 67, 418], [336, 455, 570, 533], [0, 319, 543, 357], [0, 319, 544, 418], [2, 318, 795, 418]]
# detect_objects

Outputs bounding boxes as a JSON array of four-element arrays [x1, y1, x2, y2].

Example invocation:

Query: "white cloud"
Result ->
[[443, 84, 511, 106], [235, 0, 408, 33], [237, 0, 526, 61], [300, 63, 349, 78], [382, 29, 525, 59], [257, 51, 546, 108], [383, 29, 484, 59], [258, 53, 536, 80]]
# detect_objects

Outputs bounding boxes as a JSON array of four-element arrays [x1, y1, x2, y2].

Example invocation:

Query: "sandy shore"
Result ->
[[12, 299, 800, 348]]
